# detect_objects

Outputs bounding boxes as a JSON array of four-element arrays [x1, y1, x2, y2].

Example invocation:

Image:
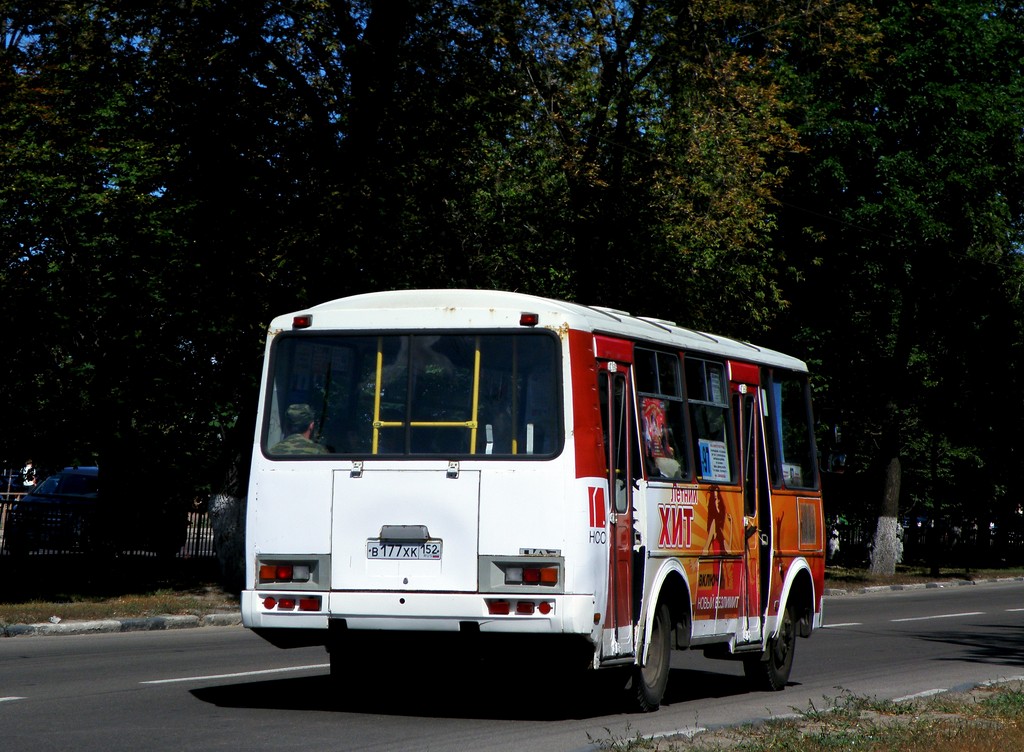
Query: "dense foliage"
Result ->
[[2, 1, 1023, 541]]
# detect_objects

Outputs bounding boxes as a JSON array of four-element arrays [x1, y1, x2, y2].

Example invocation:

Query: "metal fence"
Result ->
[[0, 497, 216, 558]]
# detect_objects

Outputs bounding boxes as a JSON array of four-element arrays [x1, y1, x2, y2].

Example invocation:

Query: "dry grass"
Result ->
[[591, 682, 1024, 751], [679, 682, 1024, 751], [0, 585, 238, 627]]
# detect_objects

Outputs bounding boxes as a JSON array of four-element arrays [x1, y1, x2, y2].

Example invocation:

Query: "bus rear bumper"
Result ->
[[242, 589, 598, 637]]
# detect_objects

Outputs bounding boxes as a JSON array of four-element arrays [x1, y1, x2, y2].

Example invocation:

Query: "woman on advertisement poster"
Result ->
[[703, 485, 729, 554]]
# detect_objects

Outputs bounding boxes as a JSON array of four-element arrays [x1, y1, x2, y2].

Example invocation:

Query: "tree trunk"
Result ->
[[209, 492, 246, 593], [208, 450, 249, 592], [870, 457, 902, 574]]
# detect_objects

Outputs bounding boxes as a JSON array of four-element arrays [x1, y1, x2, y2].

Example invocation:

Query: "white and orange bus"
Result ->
[[241, 289, 824, 710]]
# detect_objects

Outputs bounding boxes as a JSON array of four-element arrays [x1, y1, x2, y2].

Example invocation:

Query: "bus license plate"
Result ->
[[366, 540, 442, 560]]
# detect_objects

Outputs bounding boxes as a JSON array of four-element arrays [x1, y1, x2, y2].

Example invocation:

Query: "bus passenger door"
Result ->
[[598, 361, 636, 657], [732, 375, 768, 645]]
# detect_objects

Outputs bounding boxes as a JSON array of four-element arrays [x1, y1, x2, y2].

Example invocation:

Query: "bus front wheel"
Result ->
[[743, 602, 796, 691], [632, 601, 671, 712]]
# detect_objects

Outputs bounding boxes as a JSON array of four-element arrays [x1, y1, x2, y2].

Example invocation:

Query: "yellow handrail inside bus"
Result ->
[[374, 420, 478, 429], [469, 340, 481, 454], [371, 335, 484, 455], [372, 337, 384, 454], [511, 339, 518, 455]]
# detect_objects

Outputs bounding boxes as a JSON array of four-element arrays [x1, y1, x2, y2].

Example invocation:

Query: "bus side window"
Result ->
[[768, 370, 819, 489], [597, 369, 634, 513], [598, 372, 610, 460], [734, 392, 758, 517], [685, 358, 734, 483], [635, 348, 687, 480]]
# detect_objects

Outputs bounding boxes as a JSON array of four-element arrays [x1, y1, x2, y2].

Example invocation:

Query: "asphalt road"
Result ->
[[2, 580, 1023, 752]]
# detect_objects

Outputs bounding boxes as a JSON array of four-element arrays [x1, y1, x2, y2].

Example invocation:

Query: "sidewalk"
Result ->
[[823, 574, 1024, 597]]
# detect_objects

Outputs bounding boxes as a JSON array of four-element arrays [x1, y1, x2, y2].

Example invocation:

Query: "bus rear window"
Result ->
[[263, 332, 561, 458]]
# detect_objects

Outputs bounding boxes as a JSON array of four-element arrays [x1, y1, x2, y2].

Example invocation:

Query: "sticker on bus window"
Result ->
[[709, 370, 724, 405], [698, 439, 730, 482]]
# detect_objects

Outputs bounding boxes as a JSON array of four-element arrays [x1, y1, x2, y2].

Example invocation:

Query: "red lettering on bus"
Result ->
[[658, 503, 694, 549], [589, 486, 606, 528]]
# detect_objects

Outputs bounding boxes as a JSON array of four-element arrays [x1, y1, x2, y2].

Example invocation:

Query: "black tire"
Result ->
[[632, 601, 672, 712], [744, 602, 797, 691]]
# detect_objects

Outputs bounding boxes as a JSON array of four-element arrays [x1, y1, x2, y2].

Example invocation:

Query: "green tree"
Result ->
[[774, 0, 1024, 568], [460, 0, 813, 331], [0, 0, 928, 570]]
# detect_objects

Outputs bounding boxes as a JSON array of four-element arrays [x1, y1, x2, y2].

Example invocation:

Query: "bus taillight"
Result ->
[[261, 595, 321, 612], [505, 565, 559, 586], [258, 562, 312, 583], [486, 599, 554, 616]]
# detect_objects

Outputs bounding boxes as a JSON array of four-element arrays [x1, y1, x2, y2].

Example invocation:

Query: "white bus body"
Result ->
[[242, 289, 825, 710]]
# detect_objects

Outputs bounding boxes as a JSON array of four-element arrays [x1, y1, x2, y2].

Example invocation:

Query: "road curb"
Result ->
[[2, 611, 241, 638]]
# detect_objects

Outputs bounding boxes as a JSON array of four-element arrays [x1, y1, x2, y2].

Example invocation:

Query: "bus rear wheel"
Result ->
[[744, 602, 796, 691], [632, 601, 671, 712]]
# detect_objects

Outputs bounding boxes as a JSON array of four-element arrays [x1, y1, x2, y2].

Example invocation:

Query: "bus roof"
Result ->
[[272, 289, 808, 372]]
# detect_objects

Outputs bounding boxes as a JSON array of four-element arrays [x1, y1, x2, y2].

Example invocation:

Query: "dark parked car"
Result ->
[[3, 466, 99, 555]]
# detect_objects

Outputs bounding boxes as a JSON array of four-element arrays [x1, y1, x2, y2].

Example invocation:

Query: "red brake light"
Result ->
[[522, 566, 558, 585], [258, 561, 312, 583], [520, 312, 539, 327], [293, 314, 312, 329]]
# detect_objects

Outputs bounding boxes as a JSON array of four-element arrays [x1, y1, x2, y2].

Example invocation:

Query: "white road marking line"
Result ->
[[891, 611, 983, 623], [1006, 608, 1024, 612], [0, 697, 26, 703], [821, 622, 862, 628], [141, 663, 329, 685]]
